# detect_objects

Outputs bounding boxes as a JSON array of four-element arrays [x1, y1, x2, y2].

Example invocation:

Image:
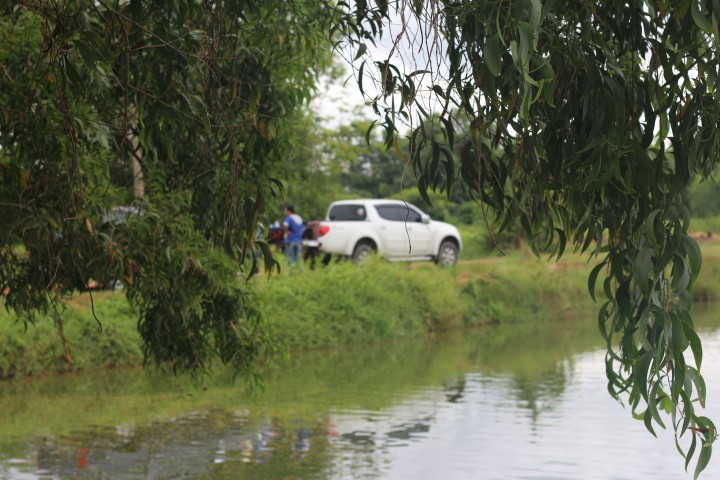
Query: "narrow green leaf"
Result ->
[[529, 0, 542, 29], [616, 281, 633, 322], [681, 235, 702, 281], [517, 21, 534, 63], [674, 202, 692, 231], [641, 111, 657, 148], [64, 61, 86, 95], [686, 366, 707, 408], [256, 241, 276, 277], [687, 433, 698, 472], [485, 34, 502, 76], [510, 39, 521, 72], [80, 30, 112, 62], [672, 255, 691, 292], [358, 60, 366, 97], [554, 227, 566, 261], [588, 98, 606, 140], [354, 43, 367, 61], [638, 310, 654, 354], [691, 0, 714, 34], [76, 40, 97, 66], [431, 140, 441, 179], [684, 324, 704, 371], [603, 276, 614, 302], [439, 116, 455, 148], [417, 175, 433, 207], [648, 383, 667, 430], [597, 301, 612, 343], [636, 351, 653, 401], [696, 375, 708, 410], [646, 209, 661, 251], [633, 247, 655, 296], [644, 408, 658, 437], [520, 85, 532, 120], [694, 442, 712, 479], [671, 354, 687, 402], [365, 120, 378, 147]]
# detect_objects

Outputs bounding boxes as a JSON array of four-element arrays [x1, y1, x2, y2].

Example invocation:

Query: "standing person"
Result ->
[[283, 205, 304, 268]]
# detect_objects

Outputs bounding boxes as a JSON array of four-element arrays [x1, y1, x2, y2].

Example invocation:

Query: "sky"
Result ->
[[311, 5, 449, 131]]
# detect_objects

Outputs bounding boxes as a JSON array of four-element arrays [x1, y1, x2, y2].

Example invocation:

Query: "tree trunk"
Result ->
[[128, 104, 144, 199]]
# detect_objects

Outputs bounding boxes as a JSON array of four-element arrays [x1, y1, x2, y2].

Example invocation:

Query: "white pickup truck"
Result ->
[[317, 199, 462, 266]]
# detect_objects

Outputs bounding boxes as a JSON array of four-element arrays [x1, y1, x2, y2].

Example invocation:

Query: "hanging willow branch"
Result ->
[[336, 0, 720, 476]]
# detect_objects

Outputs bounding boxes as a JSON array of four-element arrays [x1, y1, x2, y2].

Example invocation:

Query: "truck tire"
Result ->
[[352, 241, 376, 262], [436, 240, 458, 267]]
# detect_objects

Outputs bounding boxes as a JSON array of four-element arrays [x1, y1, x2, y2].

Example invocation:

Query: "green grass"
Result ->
[[4, 237, 720, 380], [690, 217, 720, 236], [0, 291, 142, 378], [457, 252, 595, 326], [254, 257, 463, 350]]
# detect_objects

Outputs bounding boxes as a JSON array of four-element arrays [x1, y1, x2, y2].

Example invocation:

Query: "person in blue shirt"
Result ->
[[283, 204, 304, 268]]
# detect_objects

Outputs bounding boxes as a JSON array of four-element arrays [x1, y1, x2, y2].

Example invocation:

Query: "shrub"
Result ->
[[253, 258, 462, 350]]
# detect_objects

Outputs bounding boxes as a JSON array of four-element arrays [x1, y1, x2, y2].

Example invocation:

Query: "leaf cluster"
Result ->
[[0, 1, 336, 375], [339, 0, 720, 474]]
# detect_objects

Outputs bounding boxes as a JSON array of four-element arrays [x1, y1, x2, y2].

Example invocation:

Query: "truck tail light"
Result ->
[[319, 225, 330, 237]]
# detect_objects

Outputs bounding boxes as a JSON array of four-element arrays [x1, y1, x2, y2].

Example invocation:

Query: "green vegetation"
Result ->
[[3, 1, 720, 472], [7, 243, 720, 381], [256, 258, 463, 349], [0, 1, 335, 377], [346, 3, 720, 471], [0, 291, 141, 379]]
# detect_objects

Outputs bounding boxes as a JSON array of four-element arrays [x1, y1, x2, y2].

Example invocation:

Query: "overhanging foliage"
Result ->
[[0, 0, 335, 376], [336, 0, 720, 475], [1, 0, 720, 474]]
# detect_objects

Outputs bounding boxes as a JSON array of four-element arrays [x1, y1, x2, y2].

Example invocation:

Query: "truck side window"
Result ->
[[376, 204, 422, 222], [329, 205, 366, 221]]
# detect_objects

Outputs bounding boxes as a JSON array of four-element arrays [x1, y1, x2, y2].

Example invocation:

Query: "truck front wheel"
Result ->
[[436, 240, 458, 267]]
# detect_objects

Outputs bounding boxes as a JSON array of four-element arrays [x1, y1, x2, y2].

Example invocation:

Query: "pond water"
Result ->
[[1, 307, 720, 479]]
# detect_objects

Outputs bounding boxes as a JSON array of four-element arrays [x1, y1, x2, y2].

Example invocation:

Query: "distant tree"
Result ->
[[687, 177, 720, 219], [266, 112, 347, 222], [328, 122, 418, 198]]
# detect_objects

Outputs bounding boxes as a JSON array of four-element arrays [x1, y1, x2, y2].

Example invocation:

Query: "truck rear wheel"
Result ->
[[352, 241, 376, 262]]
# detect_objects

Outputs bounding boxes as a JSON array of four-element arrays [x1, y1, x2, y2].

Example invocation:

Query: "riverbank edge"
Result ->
[[2, 252, 720, 380]]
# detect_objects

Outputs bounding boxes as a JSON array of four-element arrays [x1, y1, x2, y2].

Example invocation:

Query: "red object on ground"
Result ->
[[78, 448, 89, 469]]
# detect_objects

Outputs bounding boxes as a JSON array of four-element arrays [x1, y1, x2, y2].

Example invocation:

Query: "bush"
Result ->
[[460, 252, 592, 326], [253, 258, 462, 350]]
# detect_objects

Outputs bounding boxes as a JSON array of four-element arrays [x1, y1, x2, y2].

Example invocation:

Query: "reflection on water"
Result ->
[[1, 306, 720, 479], [2, 412, 331, 480]]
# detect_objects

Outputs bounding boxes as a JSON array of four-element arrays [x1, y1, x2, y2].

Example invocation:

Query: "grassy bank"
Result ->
[[3, 243, 720, 379], [254, 258, 463, 349], [0, 291, 142, 379]]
